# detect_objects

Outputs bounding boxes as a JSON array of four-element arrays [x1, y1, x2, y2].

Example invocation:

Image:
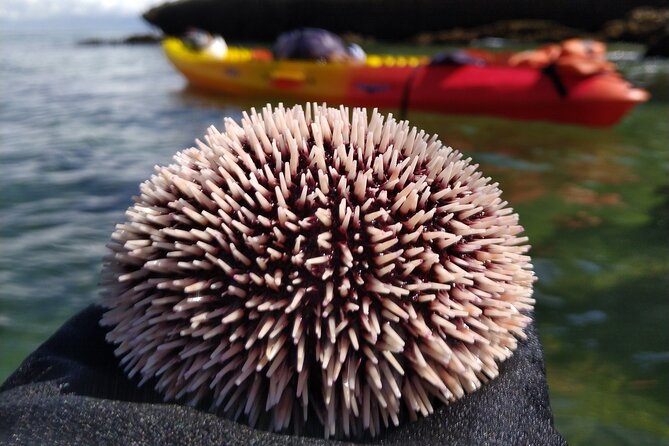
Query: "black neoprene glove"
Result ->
[[0, 305, 564, 446]]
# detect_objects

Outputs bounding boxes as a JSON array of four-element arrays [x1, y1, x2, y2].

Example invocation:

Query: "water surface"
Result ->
[[1, 29, 667, 445]]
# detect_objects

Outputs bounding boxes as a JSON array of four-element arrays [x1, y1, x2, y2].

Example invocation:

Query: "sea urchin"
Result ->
[[101, 104, 535, 439]]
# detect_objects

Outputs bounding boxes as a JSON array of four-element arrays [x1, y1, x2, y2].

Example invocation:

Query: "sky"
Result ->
[[0, 0, 166, 21]]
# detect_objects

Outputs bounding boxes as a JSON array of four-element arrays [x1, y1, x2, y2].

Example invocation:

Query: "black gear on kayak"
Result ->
[[273, 28, 351, 61]]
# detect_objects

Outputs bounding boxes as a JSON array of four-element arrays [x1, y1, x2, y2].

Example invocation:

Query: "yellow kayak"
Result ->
[[163, 38, 648, 126]]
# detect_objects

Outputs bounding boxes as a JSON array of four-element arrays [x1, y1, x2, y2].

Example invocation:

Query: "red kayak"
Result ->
[[405, 63, 649, 127]]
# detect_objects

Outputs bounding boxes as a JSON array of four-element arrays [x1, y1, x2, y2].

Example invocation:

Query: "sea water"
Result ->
[[1, 28, 667, 445]]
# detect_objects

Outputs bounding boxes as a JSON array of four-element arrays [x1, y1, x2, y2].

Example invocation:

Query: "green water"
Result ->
[[0, 30, 667, 444], [409, 107, 669, 445]]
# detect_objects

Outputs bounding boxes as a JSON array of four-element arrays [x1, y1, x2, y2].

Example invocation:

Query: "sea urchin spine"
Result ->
[[101, 103, 535, 439]]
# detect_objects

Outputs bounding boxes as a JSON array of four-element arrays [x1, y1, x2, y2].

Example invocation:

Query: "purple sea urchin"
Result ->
[[101, 104, 535, 439]]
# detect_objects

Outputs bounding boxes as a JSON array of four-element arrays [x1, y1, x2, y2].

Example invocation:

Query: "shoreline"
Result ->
[[71, 5, 668, 57]]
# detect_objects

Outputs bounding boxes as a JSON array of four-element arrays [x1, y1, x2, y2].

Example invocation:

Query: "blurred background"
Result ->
[[1, 1, 667, 444]]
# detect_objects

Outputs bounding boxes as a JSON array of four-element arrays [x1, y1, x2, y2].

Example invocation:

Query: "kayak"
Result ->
[[162, 38, 649, 127]]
